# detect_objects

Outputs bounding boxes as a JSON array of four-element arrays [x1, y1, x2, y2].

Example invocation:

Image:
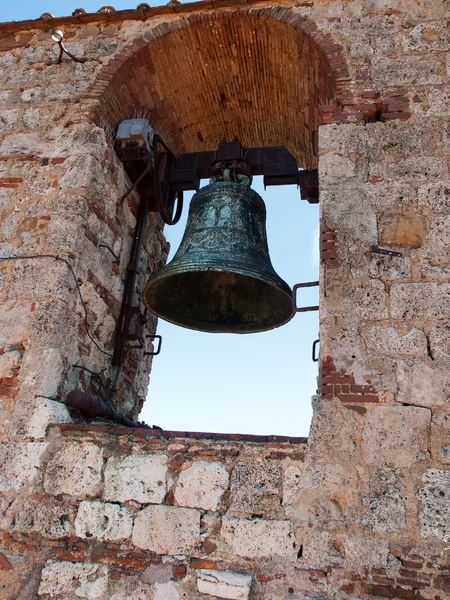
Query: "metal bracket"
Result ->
[[144, 334, 162, 356], [312, 339, 320, 363], [292, 281, 320, 313], [370, 246, 403, 257]]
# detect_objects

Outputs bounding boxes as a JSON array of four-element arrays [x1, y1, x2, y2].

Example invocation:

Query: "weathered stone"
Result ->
[[228, 463, 282, 519], [390, 283, 450, 320], [103, 454, 168, 504], [197, 570, 252, 599], [379, 210, 427, 248], [283, 464, 355, 522], [140, 564, 174, 584], [345, 279, 388, 321], [362, 326, 427, 359], [175, 461, 229, 511], [371, 56, 442, 85], [344, 537, 389, 567], [221, 517, 297, 559], [44, 442, 103, 498], [11, 397, 72, 439], [0, 441, 48, 492], [361, 406, 430, 468], [38, 561, 109, 598], [421, 215, 450, 265], [132, 505, 200, 554], [418, 181, 450, 212], [5, 498, 74, 539], [319, 154, 357, 180], [417, 470, 450, 541], [0, 350, 21, 379], [361, 470, 406, 533], [429, 322, 450, 360], [396, 360, 450, 407], [75, 501, 133, 541], [17, 347, 64, 399]]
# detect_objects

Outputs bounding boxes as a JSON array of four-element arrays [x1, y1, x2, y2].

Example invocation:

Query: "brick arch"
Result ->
[[88, 7, 350, 169]]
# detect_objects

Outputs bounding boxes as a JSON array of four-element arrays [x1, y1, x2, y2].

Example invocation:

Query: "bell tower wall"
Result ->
[[0, 1, 450, 599]]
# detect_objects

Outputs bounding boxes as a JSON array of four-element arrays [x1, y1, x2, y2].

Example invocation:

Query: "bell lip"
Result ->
[[143, 270, 295, 334]]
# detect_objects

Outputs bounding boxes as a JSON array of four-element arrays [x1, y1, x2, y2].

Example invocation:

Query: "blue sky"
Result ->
[[1, 2, 319, 436]]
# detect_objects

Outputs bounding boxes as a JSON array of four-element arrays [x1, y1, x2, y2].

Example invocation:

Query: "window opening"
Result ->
[[141, 176, 319, 437]]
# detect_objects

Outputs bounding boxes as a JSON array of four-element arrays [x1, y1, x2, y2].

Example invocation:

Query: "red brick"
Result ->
[[381, 112, 412, 122], [362, 90, 380, 98], [173, 565, 187, 579], [384, 103, 409, 112], [346, 405, 367, 415], [0, 385, 17, 399], [338, 394, 379, 403], [191, 558, 216, 569], [0, 552, 12, 570]]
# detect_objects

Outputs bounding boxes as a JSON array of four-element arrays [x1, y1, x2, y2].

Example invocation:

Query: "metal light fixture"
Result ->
[[51, 29, 83, 64]]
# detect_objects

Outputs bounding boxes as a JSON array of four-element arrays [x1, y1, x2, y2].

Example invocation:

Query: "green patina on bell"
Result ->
[[143, 181, 294, 333]]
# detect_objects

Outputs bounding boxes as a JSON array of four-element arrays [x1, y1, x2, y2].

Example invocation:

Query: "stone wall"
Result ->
[[1, 0, 450, 598]]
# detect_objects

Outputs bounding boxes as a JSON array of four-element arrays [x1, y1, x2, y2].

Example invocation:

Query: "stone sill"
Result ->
[[55, 423, 308, 445]]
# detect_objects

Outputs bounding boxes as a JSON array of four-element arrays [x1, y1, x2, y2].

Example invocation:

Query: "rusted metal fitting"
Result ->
[[66, 390, 148, 428]]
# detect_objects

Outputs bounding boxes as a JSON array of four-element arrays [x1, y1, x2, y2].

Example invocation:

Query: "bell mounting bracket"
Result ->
[[115, 123, 319, 226]]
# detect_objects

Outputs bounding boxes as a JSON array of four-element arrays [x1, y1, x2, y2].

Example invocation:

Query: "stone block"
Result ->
[[153, 582, 182, 600], [318, 124, 368, 157], [402, 22, 450, 53], [421, 215, 450, 265], [319, 153, 357, 180], [140, 564, 174, 584], [369, 156, 448, 185], [228, 462, 283, 519], [0, 441, 48, 492], [5, 498, 74, 539], [371, 56, 442, 85], [103, 454, 168, 504], [379, 210, 427, 248], [38, 561, 109, 598], [429, 322, 450, 360], [0, 109, 19, 132], [0, 133, 39, 155], [132, 505, 200, 554], [361, 326, 427, 359], [75, 501, 133, 542], [44, 442, 103, 499], [390, 282, 450, 320], [417, 469, 450, 542], [175, 461, 229, 511], [361, 406, 430, 468], [0, 350, 21, 379], [396, 360, 449, 407], [345, 279, 388, 321], [11, 397, 72, 439], [361, 469, 406, 533], [197, 570, 252, 599], [0, 300, 32, 349], [366, 120, 438, 161], [21, 87, 41, 102], [418, 181, 450, 212], [283, 464, 354, 523], [427, 88, 450, 117], [18, 347, 64, 398], [344, 537, 389, 568], [221, 517, 297, 559]]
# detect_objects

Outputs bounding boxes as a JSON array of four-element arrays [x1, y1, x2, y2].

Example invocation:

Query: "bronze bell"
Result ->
[[143, 181, 294, 333]]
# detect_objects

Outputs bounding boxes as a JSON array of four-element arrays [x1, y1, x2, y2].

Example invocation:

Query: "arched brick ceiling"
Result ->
[[98, 10, 336, 169]]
